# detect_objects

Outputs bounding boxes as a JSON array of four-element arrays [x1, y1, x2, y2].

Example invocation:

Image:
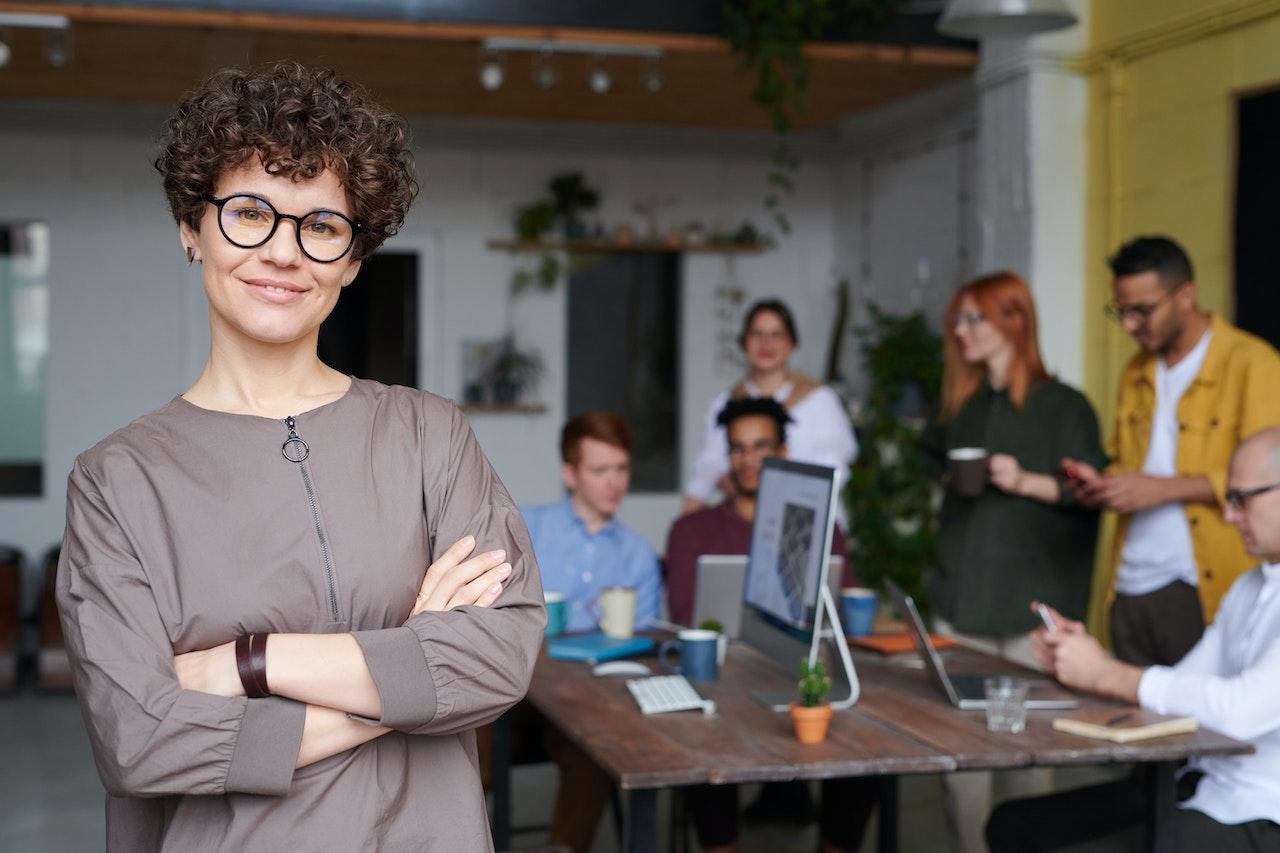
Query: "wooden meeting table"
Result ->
[[491, 637, 1251, 853]]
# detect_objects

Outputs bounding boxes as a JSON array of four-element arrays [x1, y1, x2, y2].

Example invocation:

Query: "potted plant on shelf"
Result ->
[[789, 658, 833, 744], [484, 336, 544, 405], [549, 172, 600, 240]]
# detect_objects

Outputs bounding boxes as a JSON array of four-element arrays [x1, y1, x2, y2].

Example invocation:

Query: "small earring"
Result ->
[[186, 247, 195, 265]]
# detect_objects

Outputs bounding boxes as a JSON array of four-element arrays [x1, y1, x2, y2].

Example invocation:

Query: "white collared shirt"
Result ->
[[1138, 562, 1280, 825], [1116, 329, 1212, 596]]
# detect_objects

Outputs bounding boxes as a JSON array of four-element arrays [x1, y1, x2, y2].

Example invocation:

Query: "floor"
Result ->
[[0, 692, 1137, 852]]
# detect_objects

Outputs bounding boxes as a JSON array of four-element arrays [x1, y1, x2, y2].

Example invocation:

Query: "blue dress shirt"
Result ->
[[521, 497, 662, 633]]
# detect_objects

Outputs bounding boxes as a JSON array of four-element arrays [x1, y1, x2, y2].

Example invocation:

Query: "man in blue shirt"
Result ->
[[488, 411, 661, 852], [522, 410, 662, 633]]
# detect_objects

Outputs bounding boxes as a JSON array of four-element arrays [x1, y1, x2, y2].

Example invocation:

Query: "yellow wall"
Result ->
[[1081, 0, 1280, 633]]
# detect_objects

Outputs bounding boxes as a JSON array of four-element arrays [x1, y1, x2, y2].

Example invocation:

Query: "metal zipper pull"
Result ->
[[282, 415, 310, 463]]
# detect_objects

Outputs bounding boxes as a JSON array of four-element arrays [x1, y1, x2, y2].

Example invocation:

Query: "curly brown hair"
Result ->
[[155, 61, 418, 260]]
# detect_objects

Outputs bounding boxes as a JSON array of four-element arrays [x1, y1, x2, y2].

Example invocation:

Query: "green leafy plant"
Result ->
[[548, 172, 600, 234], [484, 335, 544, 404], [721, 0, 895, 236], [698, 619, 725, 633], [508, 173, 602, 291], [515, 201, 557, 242], [796, 658, 832, 707], [844, 302, 943, 614]]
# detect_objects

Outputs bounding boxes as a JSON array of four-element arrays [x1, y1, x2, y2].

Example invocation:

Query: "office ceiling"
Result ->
[[0, 1, 976, 131]]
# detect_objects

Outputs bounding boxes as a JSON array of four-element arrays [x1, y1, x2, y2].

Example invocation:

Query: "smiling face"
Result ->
[[180, 158, 361, 351], [742, 309, 796, 374], [952, 294, 1013, 366]]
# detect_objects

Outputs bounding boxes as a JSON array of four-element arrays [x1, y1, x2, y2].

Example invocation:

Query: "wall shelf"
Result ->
[[486, 238, 767, 255], [459, 402, 548, 415]]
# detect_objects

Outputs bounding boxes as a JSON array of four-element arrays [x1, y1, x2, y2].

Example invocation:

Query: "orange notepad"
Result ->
[[1052, 708, 1198, 743], [849, 632, 959, 655]]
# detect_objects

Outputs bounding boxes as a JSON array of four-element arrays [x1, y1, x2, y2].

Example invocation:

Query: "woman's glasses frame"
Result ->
[[204, 193, 363, 264]]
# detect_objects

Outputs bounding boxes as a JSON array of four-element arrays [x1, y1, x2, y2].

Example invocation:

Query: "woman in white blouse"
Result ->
[[682, 299, 858, 515]]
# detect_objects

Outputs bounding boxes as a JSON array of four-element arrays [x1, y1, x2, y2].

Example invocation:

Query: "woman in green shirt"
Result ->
[[924, 271, 1109, 853], [926, 271, 1109, 655]]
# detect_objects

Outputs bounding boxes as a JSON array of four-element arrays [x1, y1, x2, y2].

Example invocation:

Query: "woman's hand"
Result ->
[[988, 453, 1025, 494], [174, 640, 242, 697], [410, 535, 512, 617]]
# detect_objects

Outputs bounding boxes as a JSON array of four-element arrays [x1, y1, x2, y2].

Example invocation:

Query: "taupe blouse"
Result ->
[[56, 378, 545, 851]]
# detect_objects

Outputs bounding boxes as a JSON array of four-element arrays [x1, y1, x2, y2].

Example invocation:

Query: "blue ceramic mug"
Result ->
[[544, 592, 567, 638], [840, 587, 878, 637], [659, 629, 719, 681]]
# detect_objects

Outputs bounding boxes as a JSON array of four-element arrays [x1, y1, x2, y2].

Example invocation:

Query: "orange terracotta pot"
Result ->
[[789, 702, 832, 744]]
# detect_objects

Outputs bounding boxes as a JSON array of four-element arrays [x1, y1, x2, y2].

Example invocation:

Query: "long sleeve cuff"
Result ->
[[1137, 665, 1175, 714], [351, 626, 438, 731], [225, 696, 306, 795]]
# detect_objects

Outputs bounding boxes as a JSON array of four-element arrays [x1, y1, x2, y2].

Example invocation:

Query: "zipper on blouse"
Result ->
[[282, 415, 342, 622]]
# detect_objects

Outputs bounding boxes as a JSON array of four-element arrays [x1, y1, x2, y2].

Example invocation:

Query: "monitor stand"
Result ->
[[753, 584, 861, 712]]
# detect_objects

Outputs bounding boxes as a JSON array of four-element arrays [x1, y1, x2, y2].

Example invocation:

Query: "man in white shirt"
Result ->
[[988, 426, 1280, 851]]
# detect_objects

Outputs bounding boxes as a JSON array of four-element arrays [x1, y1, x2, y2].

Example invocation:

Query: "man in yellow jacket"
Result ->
[[1064, 236, 1280, 666]]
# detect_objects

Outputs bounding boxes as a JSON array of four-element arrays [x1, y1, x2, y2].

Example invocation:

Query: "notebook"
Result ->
[[1052, 709, 1198, 743], [547, 633, 655, 664], [850, 632, 960, 655]]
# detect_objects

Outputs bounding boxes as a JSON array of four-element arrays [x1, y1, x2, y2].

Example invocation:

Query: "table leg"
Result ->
[[491, 712, 511, 851], [878, 775, 899, 853], [1143, 761, 1177, 853], [627, 789, 659, 853]]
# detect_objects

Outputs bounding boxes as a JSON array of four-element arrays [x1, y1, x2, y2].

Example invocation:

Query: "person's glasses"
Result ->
[[1104, 281, 1186, 324], [729, 439, 781, 459], [745, 329, 791, 344], [1225, 480, 1280, 509], [953, 311, 984, 329], [205, 194, 362, 263]]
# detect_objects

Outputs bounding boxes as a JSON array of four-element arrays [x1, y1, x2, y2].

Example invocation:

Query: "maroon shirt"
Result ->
[[663, 501, 851, 626]]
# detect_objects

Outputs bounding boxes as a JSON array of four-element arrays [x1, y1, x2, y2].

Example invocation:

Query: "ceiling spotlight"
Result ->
[[0, 33, 10, 70], [642, 58, 663, 94], [44, 31, 71, 68], [478, 49, 504, 91], [588, 57, 610, 94], [534, 49, 557, 90]]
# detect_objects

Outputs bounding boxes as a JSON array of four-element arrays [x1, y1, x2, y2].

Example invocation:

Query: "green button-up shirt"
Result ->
[[924, 378, 1109, 636]]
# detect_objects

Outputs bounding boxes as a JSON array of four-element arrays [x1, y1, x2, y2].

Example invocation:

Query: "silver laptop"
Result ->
[[693, 555, 748, 639], [885, 579, 1077, 711]]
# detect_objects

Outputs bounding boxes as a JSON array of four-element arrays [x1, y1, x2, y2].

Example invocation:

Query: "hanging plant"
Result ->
[[721, 0, 895, 236]]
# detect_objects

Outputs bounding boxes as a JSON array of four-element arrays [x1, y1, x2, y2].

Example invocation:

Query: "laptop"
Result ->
[[692, 555, 748, 639], [885, 579, 1077, 711], [693, 555, 846, 641]]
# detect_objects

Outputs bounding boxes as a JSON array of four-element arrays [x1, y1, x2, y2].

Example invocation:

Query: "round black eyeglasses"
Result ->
[[205, 194, 362, 263]]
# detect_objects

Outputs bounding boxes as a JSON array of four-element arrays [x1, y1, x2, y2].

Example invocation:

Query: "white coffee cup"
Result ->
[[596, 586, 637, 639]]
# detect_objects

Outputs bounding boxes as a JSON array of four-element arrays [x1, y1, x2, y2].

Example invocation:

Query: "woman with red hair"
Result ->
[[927, 271, 1108, 852], [929, 271, 1106, 651]]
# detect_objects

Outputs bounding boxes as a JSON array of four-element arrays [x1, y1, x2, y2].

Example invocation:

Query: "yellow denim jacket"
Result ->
[[1105, 314, 1280, 621]]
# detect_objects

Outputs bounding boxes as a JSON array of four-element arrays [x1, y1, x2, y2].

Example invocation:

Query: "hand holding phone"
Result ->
[[1036, 602, 1058, 632]]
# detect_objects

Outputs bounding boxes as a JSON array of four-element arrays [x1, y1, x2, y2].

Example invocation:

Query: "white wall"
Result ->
[[830, 81, 980, 400], [0, 102, 841, 574]]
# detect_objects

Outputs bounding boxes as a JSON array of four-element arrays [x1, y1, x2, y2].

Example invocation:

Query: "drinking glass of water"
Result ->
[[984, 676, 1029, 733]]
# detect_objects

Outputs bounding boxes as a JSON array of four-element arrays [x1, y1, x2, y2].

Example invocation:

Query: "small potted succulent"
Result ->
[[789, 658, 833, 744], [484, 336, 544, 404], [699, 618, 727, 667]]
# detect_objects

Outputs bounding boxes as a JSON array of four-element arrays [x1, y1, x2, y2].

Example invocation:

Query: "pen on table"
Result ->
[[1104, 711, 1133, 727]]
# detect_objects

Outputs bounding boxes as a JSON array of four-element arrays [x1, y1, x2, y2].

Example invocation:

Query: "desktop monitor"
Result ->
[[743, 457, 839, 639]]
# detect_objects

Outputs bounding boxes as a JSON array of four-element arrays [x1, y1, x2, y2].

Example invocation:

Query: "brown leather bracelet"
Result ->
[[248, 633, 271, 698], [235, 634, 265, 698]]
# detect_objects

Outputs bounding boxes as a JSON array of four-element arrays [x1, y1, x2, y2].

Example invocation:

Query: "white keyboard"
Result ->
[[626, 675, 716, 715]]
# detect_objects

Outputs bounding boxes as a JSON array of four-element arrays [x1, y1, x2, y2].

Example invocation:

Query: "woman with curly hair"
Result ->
[[55, 62, 544, 850]]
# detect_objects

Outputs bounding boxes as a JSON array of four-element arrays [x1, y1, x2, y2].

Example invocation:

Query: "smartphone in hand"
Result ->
[[1036, 602, 1058, 632]]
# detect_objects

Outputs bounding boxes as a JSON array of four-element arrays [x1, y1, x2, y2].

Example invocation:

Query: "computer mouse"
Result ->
[[592, 660, 652, 677]]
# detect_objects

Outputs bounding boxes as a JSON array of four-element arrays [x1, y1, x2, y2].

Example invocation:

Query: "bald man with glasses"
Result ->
[[988, 427, 1280, 852], [1062, 235, 1280, 667]]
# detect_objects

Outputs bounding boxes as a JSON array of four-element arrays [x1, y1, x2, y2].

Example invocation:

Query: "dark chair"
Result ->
[[0, 545, 22, 693], [36, 545, 73, 691]]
